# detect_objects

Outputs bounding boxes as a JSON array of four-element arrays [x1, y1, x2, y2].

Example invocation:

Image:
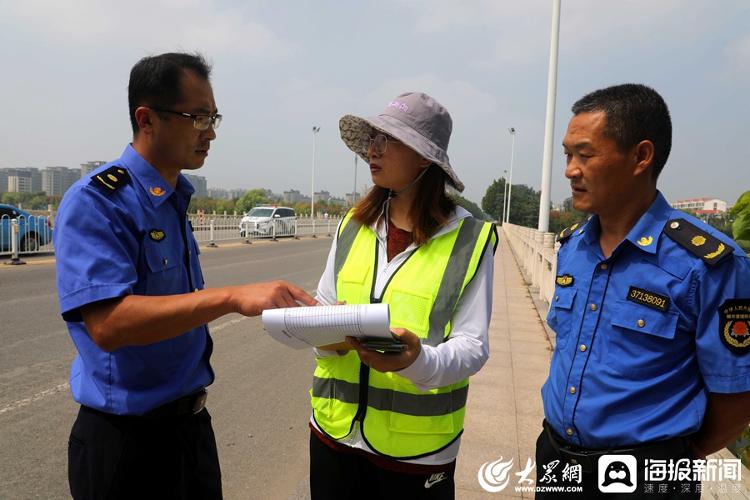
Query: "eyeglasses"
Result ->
[[362, 133, 399, 156], [151, 108, 222, 131]]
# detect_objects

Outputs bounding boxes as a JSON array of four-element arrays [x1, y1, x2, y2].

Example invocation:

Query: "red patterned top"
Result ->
[[387, 220, 413, 262]]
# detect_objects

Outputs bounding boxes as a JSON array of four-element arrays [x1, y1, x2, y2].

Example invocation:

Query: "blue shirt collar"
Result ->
[[119, 144, 194, 208], [580, 191, 672, 255]]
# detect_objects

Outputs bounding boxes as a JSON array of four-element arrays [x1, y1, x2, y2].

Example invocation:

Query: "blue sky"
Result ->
[[1, 0, 748, 207]]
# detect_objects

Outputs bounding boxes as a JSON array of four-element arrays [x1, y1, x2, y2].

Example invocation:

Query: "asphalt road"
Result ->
[[0, 237, 332, 500]]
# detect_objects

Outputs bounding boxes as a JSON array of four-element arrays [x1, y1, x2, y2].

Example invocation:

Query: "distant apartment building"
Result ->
[[671, 197, 728, 215], [283, 189, 303, 204], [8, 175, 33, 193], [328, 196, 346, 206], [42, 166, 81, 196], [345, 192, 361, 205], [314, 190, 331, 203], [80, 161, 107, 177], [0, 170, 7, 194], [208, 187, 230, 199], [209, 187, 247, 199], [183, 174, 208, 198], [3, 167, 42, 193]]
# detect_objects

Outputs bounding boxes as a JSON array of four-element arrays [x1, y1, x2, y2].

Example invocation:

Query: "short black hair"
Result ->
[[128, 52, 212, 135], [571, 83, 672, 179]]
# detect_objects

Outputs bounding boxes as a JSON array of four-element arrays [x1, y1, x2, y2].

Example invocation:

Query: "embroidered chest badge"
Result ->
[[149, 186, 166, 197], [556, 274, 574, 287], [719, 299, 750, 355], [149, 229, 166, 242]]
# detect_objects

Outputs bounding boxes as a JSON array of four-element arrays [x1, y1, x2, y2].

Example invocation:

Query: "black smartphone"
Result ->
[[360, 338, 407, 353]]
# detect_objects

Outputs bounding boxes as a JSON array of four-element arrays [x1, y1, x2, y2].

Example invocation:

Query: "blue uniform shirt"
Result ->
[[54, 145, 213, 415], [542, 192, 750, 448]]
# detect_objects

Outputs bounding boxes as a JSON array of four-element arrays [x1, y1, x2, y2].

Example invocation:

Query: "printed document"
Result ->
[[262, 303, 391, 349]]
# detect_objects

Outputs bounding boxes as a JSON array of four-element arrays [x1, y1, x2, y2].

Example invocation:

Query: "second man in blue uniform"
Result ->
[[537, 83, 750, 498]]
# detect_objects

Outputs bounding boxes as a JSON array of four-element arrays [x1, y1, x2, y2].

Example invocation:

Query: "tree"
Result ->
[[450, 194, 488, 220], [549, 210, 583, 235], [731, 191, 750, 253], [481, 178, 507, 222], [481, 178, 541, 227], [235, 189, 270, 214]]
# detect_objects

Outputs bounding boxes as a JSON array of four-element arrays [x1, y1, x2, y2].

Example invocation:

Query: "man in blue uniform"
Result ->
[[536, 84, 750, 498], [54, 52, 316, 499]]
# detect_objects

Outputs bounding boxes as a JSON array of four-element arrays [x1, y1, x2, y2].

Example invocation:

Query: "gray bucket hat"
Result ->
[[339, 92, 464, 192]]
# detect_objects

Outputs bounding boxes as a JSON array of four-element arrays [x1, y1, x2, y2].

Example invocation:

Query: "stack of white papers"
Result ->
[[261, 303, 391, 349]]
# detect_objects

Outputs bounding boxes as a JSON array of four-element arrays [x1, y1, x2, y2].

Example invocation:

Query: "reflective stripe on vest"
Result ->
[[313, 210, 496, 458], [313, 376, 469, 416]]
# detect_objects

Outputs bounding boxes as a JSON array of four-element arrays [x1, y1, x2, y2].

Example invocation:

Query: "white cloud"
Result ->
[[394, 0, 725, 70], [725, 33, 750, 79], [0, 0, 292, 59]]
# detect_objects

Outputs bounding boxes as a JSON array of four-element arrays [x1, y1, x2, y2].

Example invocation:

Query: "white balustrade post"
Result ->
[[541, 232, 556, 302], [208, 219, 218, 247], [243, 221, 252, 244], [532, 230, 544, 287], [5, 219, 26, 266]]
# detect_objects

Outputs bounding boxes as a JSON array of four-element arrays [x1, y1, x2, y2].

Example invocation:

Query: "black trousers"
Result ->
[[535, 425, 699, 499], [309, 432, 455, 500], [68, 405, 222, 500]]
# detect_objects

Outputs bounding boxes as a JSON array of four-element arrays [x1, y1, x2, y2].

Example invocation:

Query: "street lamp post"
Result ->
[[311, 126, 320, 226], [353, 154, 358, 207], [538, 0, 561, 232], [505, 127, 516, 224], [501, 169, 508, 224]]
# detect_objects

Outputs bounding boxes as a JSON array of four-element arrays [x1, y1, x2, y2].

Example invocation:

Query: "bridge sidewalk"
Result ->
[[456, 229, 552, 499]]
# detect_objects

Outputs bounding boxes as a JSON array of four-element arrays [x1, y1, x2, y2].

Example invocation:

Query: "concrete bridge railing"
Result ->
[[501, 223, 559, 309]]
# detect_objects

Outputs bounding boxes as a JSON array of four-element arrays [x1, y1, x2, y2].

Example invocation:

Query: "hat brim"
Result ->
[[339, 114, 465, 192]]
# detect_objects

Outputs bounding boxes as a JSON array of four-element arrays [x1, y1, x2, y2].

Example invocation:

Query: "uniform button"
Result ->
[[590, 303, 597, 311], [670, 221, 680, 229], [565, 428, 574, 436], [570, 458, 578, 465], [194, 288, 199, 292], [600, 263, 608, 270], [580, 344, 587, 352], [163, 258, 168, 266], [637, 319, 646, 328], [569, 386, 576, 394]]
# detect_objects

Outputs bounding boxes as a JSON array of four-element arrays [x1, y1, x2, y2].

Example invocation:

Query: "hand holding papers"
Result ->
[[262, 303, 404, 351]]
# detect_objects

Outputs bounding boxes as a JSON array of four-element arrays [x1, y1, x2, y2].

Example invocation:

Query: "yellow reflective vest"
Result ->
[[311, 210, 497, 459]]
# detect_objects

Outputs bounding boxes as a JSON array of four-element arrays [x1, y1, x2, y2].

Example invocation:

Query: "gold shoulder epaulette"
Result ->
[[663, 218, 733, 266], [557, 219, 587, 244], [89, 166, 130, 194]]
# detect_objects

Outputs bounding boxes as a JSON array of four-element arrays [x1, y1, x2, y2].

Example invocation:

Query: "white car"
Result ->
[[238, 206, 296, 237]]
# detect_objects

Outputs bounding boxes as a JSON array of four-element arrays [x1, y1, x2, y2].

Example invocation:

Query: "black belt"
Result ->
[[142, 388, 208, 418], [543, 420, 691, 473]]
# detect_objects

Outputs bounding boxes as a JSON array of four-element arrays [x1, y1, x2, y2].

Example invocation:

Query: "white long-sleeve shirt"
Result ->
[[311, 206, 495, 464]]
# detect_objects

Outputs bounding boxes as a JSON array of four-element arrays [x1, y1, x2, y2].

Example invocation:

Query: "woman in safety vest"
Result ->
[[309, 92, 497, 499]]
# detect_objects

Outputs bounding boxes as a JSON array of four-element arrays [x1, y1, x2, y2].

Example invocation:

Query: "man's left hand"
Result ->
[[347, 328, 421, 373]]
